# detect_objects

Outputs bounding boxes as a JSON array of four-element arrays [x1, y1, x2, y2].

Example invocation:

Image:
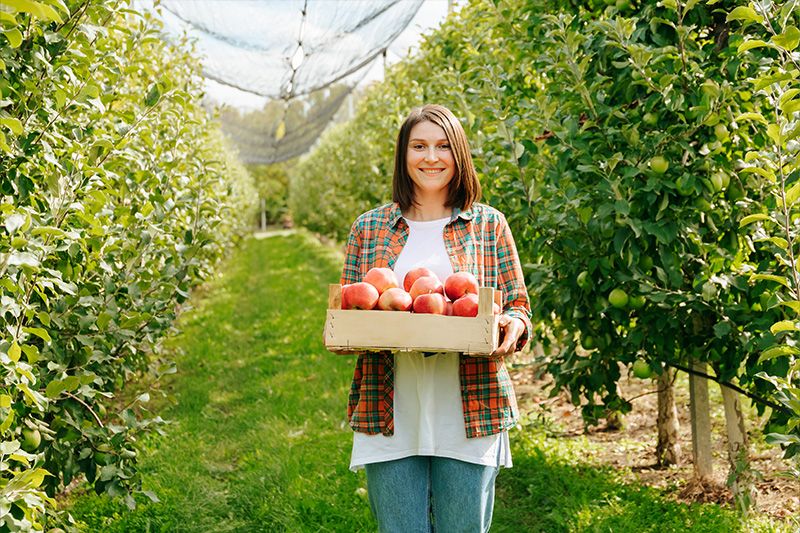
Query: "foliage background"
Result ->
[[0, 0, 256, 528]]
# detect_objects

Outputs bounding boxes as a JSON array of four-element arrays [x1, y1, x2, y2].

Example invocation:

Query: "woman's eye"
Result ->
[[438, 144, 451, 150]]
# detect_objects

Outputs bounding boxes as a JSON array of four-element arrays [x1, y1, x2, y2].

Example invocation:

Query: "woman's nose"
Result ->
[[424, 147, 438, 162]]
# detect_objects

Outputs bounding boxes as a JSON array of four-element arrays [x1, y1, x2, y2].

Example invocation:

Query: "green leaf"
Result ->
[[740, 166, 775, 180], [0, 11, 17, 24], [0, 132, 10, 153], [3, 0, 63, 22], [713, 321, 732, 338], [749, 273, 791, 289], [53, 88, 66, 109], [739, 213, 771, 227], [771, 320, 799, 334], [144, 83, 162, 107], [0, 409, 14, 433], [3, 29, 23, 48], [759, 344, 800, 363], [0, 395, 11, 408], [779, 300, 800, 314], [4, 213, 26, 234], [45, 380, 65, 399], [684, 0, 700, 12], [21, 344, 39, 364], [786, 182, 800, 206], [772, 26, 800, 51], [737, 39, 769, 53], [8, 342, 21, 363], [782, 99, 800, 115], [0, 118, 23, 135], [735, 112, 767, 124], [30, 225, 66, 238], [62, 375, 80, 392], [8, 453, 30, 466], [765, 432, 800, 445], [17, 383, 47, 409], [726, 6, 764, 24], [22, 327, 51, 344], [97, 311, 112, 330], [767, 123, 782, 145], [768, 236, 789, 250]]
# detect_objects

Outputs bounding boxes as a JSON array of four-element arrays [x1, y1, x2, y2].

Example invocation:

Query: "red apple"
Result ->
[[378, 287, 413, 311], [444, 301, 454, 316], [403, 267, 437, 292], [409, 276, 444, 301], [444, 272, 479, 301], [413, 293, 446, 314], [453, 293, 479, 317], [364, 267, 399, 295], [343, 282, 379, 310]]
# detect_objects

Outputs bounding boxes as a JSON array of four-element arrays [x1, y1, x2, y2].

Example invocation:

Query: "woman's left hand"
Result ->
[[492, 315, 525, 358]]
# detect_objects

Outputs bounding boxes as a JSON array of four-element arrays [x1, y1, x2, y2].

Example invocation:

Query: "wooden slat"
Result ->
[[477, 287, 494, 316], [324, 310, 499, 356], [328, 284, 342, 310]]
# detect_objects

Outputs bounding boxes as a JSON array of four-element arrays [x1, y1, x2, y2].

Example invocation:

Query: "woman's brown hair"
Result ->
[[392, 104, 481, 212]]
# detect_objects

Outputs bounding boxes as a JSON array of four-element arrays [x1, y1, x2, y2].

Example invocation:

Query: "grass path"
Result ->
[[64, 233, 787, 532]]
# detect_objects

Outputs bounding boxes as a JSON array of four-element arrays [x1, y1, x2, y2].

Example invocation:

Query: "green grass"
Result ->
[[61, 232, 791, 532]]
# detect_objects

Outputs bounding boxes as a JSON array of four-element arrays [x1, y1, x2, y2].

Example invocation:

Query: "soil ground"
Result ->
[[508, 355, 800, 522]]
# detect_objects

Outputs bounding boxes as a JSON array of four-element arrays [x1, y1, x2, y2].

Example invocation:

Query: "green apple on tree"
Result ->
[[714, 122, 729, 141], [608, 288, 629, 308], [632, 359, 653, 379], [21, 428, 41, 452], [629, 294, 646, 309], [649, 155, 669, 174]]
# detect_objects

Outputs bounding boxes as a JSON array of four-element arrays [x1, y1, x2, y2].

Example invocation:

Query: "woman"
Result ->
[[337, 104, 531, 532]]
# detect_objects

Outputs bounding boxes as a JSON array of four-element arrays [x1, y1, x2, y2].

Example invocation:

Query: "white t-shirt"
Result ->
[[349, 216, 512, 471]]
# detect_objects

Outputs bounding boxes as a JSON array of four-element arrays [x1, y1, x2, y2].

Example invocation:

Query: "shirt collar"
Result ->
[[451, 205, 476, 222], [389, 202, 476, 227]]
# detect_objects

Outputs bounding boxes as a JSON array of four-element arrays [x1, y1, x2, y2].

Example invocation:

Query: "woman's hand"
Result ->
[[492, 315, 525, 358]]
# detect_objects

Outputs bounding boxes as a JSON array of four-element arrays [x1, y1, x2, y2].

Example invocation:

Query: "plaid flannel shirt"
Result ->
[[339, 202, 532, 439]]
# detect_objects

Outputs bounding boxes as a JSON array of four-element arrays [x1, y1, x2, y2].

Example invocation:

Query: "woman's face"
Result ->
[[405, 120, 455, 199]]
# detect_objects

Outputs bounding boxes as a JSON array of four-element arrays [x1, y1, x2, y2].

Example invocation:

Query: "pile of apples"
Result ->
[[341, 267, 500, 317]]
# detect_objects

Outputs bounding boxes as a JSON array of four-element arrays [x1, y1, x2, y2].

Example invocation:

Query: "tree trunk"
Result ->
[[689, 361, 713, 479], [656, 367, 681, 466], [720, 384, 756, 513]]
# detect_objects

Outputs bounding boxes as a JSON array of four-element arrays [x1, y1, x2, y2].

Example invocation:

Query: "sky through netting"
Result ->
[[140, 0, 429, 164]]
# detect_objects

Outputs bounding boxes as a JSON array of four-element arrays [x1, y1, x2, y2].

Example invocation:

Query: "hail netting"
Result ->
[[151, 0, 423, 163], [214, 83, 354, 165]]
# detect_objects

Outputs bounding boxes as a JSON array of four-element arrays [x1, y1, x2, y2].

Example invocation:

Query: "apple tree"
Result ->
[[518, 0, 792, 503]]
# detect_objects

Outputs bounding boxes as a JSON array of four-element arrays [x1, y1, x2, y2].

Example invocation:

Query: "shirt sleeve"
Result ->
[[495, 213, 532, 351], [340, 219, 362, 286]]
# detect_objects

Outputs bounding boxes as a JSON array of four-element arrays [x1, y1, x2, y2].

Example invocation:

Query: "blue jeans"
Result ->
[[364, 456, 500, 533]]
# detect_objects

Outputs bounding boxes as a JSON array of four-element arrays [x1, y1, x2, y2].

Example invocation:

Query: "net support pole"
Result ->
[[261, 198, 266, 230]]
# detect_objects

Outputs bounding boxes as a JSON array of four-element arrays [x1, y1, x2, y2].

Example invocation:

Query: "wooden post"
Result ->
[[721, 384, 756, 512], [656, 367, 681, 466], [689, 361, 713, 479]]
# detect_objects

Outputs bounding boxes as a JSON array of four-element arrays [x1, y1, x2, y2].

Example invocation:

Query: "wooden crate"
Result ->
[[323, 284, 500, 356]]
